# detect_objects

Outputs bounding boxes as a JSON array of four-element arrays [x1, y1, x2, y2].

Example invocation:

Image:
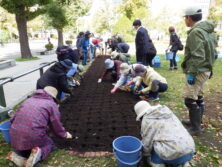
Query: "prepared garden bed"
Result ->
[[52, 56, 141, 157]]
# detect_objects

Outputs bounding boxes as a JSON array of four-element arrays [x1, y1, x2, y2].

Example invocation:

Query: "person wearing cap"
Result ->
[[134, 101, 195, 167], [110, 51, 131, 63], [8, 86, 72, 167], [110, 63, 140, 94], [98, 58, 122, 83], [37, 59, 73, 99], [133, 19, 157, 66], [81, 31, 91, 65], [181, 6, 218, 135], [133, 64, 168, 101], [167, 26, 180, 70]]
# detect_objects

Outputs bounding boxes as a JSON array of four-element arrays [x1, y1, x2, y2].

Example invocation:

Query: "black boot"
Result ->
[[184, 98, 201, 136], [196, 96, 205, 123]]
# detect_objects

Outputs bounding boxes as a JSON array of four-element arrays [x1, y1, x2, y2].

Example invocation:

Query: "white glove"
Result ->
[[98, 78, 102, 83], [76, 80, 80, 86], [66, 132, 72, 139]]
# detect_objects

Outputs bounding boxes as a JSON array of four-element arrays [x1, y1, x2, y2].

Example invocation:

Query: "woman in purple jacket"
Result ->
[[8, 86, 72, 167]]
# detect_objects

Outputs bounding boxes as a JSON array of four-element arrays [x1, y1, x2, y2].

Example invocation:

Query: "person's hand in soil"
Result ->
[[98, 78, 102, 83], [111, 87, 117, 94], [126, 80, 134, 86], [66, 132, 73, 139]]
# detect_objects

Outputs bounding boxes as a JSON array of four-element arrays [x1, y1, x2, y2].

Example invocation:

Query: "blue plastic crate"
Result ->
[[153, 62, 161, 68]]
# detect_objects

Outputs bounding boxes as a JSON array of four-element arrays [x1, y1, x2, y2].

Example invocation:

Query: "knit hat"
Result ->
[[184, 6, 202, 16], [60, 59, 73, 69], [104, 59, 114, 69], [120, 63, 130, 74], [133, 19, 142, 26], [110, 51, 119, 60], [132, 64, 147, 76], [134, 101, 151, 121], [44, 86, 58, 99], [77, 65, 84, 72]]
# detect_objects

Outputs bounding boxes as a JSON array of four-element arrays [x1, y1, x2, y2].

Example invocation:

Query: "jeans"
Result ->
[[90, 46, 94, 59], [82, 52, 88, 65], [170, 51, 177, 68], [151, 150, 194, 167], [148, 80, 168, 98]]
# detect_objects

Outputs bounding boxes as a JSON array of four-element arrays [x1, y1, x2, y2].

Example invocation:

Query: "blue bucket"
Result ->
[[115, 153, 142, 167], [0, 120, 11, 143], [112, 136, 142, 164]]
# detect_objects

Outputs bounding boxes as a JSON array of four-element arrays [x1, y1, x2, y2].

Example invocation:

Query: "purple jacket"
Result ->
[[10, 89, 67, 150]]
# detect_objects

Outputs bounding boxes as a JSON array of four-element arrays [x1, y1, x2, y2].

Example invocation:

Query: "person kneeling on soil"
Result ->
[[37, 59, 74, 100], [8, 86, 72, 167], [133, 64, 168, 101], [98, 58, 122, 83], [134, 100, 195, 167], [111, 63, 140, 94], [110, 51, 131, 63]]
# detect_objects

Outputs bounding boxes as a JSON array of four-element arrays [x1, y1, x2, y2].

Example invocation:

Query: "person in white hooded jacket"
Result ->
[[134, 100, 195, 167]]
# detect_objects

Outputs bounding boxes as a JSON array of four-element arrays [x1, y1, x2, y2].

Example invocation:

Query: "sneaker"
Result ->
[[25, 147, 42, 167], [8, 151, 27, 167], [169, 67, 173, 71], [174, 67, 178, 70], [148, 96, 160, 101]]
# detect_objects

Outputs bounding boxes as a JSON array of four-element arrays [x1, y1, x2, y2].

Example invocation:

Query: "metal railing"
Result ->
[[0, 61, 56, 107]]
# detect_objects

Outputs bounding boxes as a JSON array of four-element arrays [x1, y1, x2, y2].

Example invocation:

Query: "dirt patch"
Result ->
[[52, 56, 141, 154], [204, 91, 222, 130]]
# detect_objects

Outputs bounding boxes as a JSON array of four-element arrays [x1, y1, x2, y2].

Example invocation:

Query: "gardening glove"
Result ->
[[98, 78, 102, 83], [111, 87, 117, 94], [187, 74, 195, 85], [126, 80, 134, 86], [137, 90, 143, 95], [66, 132, 73, 139]]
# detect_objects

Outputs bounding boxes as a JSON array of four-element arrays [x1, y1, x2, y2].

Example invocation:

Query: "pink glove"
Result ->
[[111, 87, 117, 94], [126, 80, 134, 86]]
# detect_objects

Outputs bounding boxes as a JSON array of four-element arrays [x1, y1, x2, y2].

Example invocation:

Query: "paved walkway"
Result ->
[[0, 40, 57, 107]]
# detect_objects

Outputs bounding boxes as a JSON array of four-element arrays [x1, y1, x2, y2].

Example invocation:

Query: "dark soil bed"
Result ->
[[52, 56, 141, 153]]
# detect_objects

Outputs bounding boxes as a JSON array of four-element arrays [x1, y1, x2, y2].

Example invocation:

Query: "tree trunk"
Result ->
[[57, 29, 64, 47], [15, 14, 32, 58]]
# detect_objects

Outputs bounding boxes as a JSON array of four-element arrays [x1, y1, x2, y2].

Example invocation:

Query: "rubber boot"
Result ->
[[196, 96, 205, 123], [184, 98, 201, 136], [182, 96, 205, 126]]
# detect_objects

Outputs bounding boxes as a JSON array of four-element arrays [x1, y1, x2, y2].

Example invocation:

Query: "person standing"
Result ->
[[132, 19, 156, 66], [81, 31, 91, 65], [168, 26, 180, 70], [181, 6, 218, 136]]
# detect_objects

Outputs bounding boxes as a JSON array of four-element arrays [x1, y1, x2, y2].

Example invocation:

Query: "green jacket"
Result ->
[[181, 21, 218, 74]]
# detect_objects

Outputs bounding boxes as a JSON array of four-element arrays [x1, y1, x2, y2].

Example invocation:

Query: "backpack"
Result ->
[[177, 37, 184, 51]]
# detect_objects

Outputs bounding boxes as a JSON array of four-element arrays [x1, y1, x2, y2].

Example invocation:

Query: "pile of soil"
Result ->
[[52, 56, 141, 153]]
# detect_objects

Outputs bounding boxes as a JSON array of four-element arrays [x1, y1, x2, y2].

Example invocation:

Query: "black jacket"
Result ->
[[37, 62, 70, 95], [135, 27, 156, 61], [170, 32, 180, 52]]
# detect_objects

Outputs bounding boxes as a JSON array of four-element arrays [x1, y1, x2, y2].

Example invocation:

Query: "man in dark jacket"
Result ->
[[56, 46, 80, 64], [37, 59, 73, 99], [117, 42, 130, 53], [133, 19, 157, 66]]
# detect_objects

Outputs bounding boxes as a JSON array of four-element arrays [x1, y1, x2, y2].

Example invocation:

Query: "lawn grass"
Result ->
[[0, 54, 222, 167], [15, 57, 40, 61]]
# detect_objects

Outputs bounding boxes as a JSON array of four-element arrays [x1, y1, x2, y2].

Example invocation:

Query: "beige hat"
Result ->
[[120, 63, 130, 74], [110, 51, 119, 59], [184, 6, 202, 16], [44, 86, 58, 99], [134, 100, 151, 121]]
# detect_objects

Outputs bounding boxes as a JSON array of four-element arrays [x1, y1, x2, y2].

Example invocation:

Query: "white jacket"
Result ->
[[141, 105, 195, 160]]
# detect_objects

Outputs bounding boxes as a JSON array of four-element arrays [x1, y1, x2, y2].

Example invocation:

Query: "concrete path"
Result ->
[[0, 40, 57, 108]]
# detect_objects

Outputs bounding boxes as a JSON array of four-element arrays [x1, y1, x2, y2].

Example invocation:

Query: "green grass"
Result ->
[[15, 57, 40, 62], [1, 54, 222, 167]]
